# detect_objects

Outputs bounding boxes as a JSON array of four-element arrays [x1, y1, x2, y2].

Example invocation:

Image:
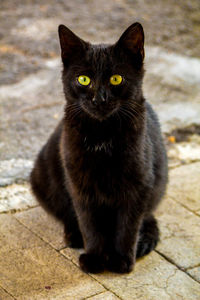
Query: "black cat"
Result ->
[[30, 22, 168, 274]]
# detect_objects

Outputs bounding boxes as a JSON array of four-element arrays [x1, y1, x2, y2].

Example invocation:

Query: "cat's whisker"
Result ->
[[119, 106, 141, 130], [68, 110, 82, 121], [120, 107, 137, 120], [66, 104, 82, 121], [122, 103, 145, 122]]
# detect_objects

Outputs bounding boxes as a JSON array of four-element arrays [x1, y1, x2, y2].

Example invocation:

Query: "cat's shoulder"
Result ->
[[145, 101, 160, 128]]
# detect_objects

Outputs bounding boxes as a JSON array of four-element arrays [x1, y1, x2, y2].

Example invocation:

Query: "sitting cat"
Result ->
[[30, 22, 168, 273]]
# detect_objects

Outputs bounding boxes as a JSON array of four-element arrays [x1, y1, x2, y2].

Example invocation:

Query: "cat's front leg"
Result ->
[[74, 203, 106, 273], [107, 206, 143, 273]]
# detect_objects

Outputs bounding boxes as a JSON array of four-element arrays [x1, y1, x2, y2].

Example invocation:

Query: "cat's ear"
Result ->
[[58, 25, 86, 64], [116, 22, 145, 60]]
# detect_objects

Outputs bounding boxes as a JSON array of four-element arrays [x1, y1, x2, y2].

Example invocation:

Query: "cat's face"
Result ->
[[59, 23, 145, 122]]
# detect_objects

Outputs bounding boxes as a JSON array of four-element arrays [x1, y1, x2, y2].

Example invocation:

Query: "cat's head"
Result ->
[[58, 23, 145, 122]]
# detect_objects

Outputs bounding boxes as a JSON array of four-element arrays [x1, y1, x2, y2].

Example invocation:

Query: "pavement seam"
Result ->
[[186, 263, 200, 271], [168, 160, 200, 170], [13, 216, 110, 297], [0, 284, 16, 300], [184, 271, 200, 284], [0, 205, 39, 215], [0, 180, 29, 188], [155, 250, 200, 285], [14, 210, 138, 299], [14, 211, 69, 252], [83, 290, 115, 299], [168, 196, 200, 218], [58, 250, 124, 300], [13, 215, 62, 250], [168, 163, 182, 170], [169, 160, 200, 169], [83, 290, 118, 300], [14, 214, 118, 297], [5, 214, 200, 298], [83, 275, 124, 300]]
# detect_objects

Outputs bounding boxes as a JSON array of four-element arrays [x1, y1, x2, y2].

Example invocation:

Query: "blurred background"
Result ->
[[0, 0, 200, 184]]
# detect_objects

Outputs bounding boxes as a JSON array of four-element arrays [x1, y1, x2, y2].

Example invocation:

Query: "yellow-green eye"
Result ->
[[110, 74, 123, 85], [78, 75, 91, 86]]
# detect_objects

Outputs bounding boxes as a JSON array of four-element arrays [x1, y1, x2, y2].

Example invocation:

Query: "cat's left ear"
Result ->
[[116, 22, 145, 60], [58, 25, 87, 65]]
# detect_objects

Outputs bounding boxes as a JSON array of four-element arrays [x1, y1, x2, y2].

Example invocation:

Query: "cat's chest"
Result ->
[[83, 137, 113, 155]]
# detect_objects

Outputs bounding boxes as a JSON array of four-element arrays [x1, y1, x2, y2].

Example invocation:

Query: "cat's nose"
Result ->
[[91, 97, 106, 105], [91, 93, 107, 106]]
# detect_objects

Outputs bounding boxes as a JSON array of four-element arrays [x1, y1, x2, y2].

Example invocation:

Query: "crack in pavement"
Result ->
[[156, 250, 200, 285]]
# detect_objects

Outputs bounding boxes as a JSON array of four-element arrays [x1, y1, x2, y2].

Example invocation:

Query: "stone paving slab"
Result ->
[[94, 252, 200, 300], [0, 149, 199, 299], [0, 192, 199, 299], [0, 183, 37, 213], [15, 206, 65, 250], [0, 214, 105, 299], [188, 267, 200, 283], [13, 163, 200, 272], [156, 197, 200, 270], [61, 249, 200, 300], [6, 162, 199, 298], [166, 162, 200, 215]]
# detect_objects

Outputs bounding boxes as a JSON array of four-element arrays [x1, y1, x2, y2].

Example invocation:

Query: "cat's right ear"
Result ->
[[58, 25, 86, 65], [115, 22, 145, 62]]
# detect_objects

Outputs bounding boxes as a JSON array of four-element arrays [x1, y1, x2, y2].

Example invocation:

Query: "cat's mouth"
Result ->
[[81, 102, 120, 122]]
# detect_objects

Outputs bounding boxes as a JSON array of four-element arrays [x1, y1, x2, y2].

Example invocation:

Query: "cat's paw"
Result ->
[[136, 235, 158, 258], [106, 253, 133, 273], [136, 215, 159, 258], [79, 253, 105, 273]]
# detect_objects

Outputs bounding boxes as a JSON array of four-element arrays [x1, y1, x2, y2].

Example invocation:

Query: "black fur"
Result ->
[[30, 23, 168, 274]]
